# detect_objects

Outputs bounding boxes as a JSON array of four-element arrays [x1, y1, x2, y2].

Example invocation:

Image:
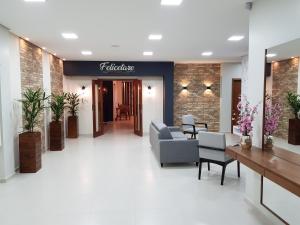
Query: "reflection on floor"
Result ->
[[0, 129, 275, 225], [273, 136, 300, 154], [104, 119, 134, 135]]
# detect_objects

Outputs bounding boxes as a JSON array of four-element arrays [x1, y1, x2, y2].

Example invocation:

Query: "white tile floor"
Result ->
[[0, 122, 275, 225]]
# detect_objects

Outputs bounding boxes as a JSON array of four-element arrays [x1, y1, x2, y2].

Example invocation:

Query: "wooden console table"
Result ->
[[226, 146, 300, 197]]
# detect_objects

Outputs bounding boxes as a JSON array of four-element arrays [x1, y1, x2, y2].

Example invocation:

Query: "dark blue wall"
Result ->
[[63, 61, 174, 126]]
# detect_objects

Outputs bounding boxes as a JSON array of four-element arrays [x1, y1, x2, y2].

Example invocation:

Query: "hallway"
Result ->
[[0, 132, 274, 225]]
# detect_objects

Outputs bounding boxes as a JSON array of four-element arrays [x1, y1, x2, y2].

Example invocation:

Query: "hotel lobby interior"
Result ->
[[0, 0, 300, 224]]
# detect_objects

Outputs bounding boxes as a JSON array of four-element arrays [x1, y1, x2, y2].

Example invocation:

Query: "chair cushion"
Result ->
[[158, 126, 173, 140], [184, 127, 208, 133], [198, 131, 226, 150], [171, 131, 187, 140], [199, 148, 232, 162]]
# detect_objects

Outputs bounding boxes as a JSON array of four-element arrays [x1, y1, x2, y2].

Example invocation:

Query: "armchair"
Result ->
[[182, 114, 208, 139]]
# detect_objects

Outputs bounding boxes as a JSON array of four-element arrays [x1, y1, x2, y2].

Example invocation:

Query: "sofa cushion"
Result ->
[[171, 131, 187, 140], [159, 126, 173, 140], [151, 121, 165, 131]]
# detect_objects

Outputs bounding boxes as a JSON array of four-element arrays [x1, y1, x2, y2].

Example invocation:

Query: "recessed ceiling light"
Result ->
[[24, 37, 30, 41], [161, 0, 182, 6], [63, 58, 66, 61], [24, 0, 46, 2], [266, 53, 277, 58], [42, 47, 46, 50], [202, 51, 213, 56], [143, 51, 153, 56], [149, 34, 163, 40], [228, 35, 245, 41], [62, 33, 78, 39], [81, 51, 92, 55], [111, 44, 120, 48], [53, 53, 56, 56]]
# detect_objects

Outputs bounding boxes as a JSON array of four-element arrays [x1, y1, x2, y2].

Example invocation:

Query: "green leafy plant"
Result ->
[[66, 92, 80, 116], [287, 91, 300, 119], [19, 88, 49, 132], [50, 93, 67, 122]]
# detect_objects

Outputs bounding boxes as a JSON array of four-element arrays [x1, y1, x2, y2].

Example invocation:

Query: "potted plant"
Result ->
[[237, 96, 259, 150], [66, 92, 80, 138], [287, 92, 300, 145], [19, 88, 48, 173], [264, 95, 282, 151], [49, 93, 66, 151]]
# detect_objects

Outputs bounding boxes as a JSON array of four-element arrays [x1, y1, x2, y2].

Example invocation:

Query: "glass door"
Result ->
[[133, 80, 143, 136], [92, 80, 104, 137]]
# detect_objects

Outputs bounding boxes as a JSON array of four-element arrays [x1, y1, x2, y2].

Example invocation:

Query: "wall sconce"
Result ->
[[206, 86, 211, 90], [81, 85, 87, 103], [182, 86, 188, 90], [146, 85, 154, 96]]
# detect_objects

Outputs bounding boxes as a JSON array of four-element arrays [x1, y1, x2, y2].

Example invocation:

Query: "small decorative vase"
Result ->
[[264, 135, 274, 151], [240, 135, 252, 151]]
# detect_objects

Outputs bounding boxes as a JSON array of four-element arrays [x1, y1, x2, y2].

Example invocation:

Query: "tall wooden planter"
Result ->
[[19, 132, 41, 173], [288, 119, 300, 145], [67, 116, 78, 138], [50, 121, 64, 151]]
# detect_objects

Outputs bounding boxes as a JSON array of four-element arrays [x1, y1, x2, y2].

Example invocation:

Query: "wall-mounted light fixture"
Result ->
[[81, 85, 87, 103], [146, 85, 154, 96], [206, 86, 211, 90], [182, 86, 188, 90]]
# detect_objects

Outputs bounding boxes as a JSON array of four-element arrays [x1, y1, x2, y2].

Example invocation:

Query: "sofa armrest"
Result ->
[[168, 126, 181, 132]]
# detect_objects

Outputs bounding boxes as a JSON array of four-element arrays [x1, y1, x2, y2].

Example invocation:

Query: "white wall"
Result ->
[[142, 77, 164, 134], [220, 63, 243, 133], [246, 0, 300, 223], [0, 25, 22, 181], [63, 76, 164, 135]]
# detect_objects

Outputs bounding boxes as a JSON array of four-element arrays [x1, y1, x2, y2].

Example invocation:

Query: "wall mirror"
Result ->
[[262, 38, 300, 224]]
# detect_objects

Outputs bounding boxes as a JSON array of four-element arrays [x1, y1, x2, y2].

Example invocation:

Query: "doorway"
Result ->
[[231, 79, 241, 133], [92, 79, 143, 137]]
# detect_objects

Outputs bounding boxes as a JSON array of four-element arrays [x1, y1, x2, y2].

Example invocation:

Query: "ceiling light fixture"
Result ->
[[24, 37, 30, 41], [62, 33, 78, 39], [228, 35, 245, 41], [202, 51, 213, 56], [53, 53, 56, 56], [161, 0, 182, 6], [81, 51, 92, 55], [149, 34, 163, 40], [143, 51, 153, 56], [42, 47, 46, 50], [24, 0, 46, 2], [266, 53, 277, 58]]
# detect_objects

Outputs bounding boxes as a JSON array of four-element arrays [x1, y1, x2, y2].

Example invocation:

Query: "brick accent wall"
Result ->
[[272, 58, 299, 140], [174, 64, 221, 131], [19, 39, 45, 151], [50, 55, 64, 95], [19, 39, 64, 151]]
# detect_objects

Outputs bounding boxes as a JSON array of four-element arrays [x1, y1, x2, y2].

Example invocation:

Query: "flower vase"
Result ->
[[264, 135, 274, 151], [240, 135, 252, 150]]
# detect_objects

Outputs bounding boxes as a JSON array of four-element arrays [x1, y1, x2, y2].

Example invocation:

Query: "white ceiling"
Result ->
[[0, 0, 250, 62]]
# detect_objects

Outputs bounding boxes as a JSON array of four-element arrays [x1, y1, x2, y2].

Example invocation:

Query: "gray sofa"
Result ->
[[149, 121, 199, 167]]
